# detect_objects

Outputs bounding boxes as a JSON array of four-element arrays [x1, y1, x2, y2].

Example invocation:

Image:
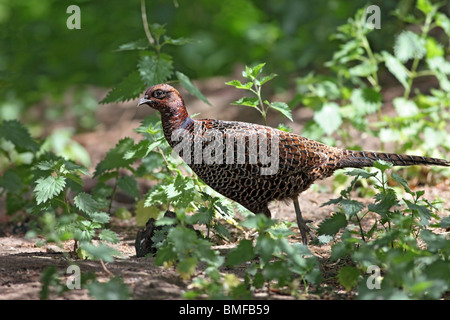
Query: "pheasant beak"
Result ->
[[138, 97, 152, 107]]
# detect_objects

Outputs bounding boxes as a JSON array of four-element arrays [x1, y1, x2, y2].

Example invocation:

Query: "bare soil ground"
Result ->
[[1, 78, 449, 300]]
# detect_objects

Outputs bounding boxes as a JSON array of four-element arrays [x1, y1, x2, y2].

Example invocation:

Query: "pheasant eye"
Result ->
[[152, 89, 165, 99]]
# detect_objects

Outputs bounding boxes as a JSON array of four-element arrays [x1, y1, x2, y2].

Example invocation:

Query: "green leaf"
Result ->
[[0, 170, 22, 193], [87, 277, 131, 300], [226, 239, 255, 266], [0, 120, 40, 152], [34, 175, 66, 205], [176, 71, 211, 105], [99, 229, 120, 244], [74, 192, 98, 215], [115, 38, 149, 51], [391, 172, 413, 195], [231, 97, 259, 107], [117, 175, 139, 199], [267, 101, 293, 121], [88, 212, 110, 224], [317, 212, 347, 236], [394, 31, 426, 62], [163, 36, 192, 46], [416, 0, 434, 15], [101, 71, 146, 104], [225, 80, 253, 90], [340, 199, 364, 218], [138, 53, 173, 87], [338, 266, 360, 291], [313, 102, 342, 136], [260, 73, 277, 85], [94, 138, 136, 176], [79, 242, 119, 262], [382, 51, 410, 90], [393, 97, 419, 117]]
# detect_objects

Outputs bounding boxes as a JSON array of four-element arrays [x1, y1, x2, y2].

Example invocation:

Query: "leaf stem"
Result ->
[[141, 0, 155, 46]]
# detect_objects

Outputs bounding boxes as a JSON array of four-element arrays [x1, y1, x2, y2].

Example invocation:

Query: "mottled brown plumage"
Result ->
[[138, 84, 450, 243]]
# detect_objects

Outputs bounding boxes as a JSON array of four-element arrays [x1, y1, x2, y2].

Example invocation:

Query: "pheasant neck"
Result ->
[[160, 103, 193, 147]]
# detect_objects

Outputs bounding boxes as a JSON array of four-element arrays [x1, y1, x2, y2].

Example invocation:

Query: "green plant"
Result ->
[[318, 160, 449, 299], [295, 0, 450, 164], [226, 63, 293, 125]]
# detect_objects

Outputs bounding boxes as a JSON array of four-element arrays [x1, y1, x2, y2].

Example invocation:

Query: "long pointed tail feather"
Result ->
[[338, 150, 450, 169]]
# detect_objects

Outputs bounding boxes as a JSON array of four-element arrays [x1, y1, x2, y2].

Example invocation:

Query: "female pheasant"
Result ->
[[138, 84, 449, 244]]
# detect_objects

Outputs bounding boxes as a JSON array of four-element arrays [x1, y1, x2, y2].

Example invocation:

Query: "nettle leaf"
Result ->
[[350, 88, 382, 115], [225, 80, 253, 90], [101, 71, 146, 104], [226, 239, 255, 266], [340, 199, 364, 218], [163, 36, 192, 46], [313, 102, 342, 136], [34, 175, 66, 205], [94, 138, 136, 176], [99, 229, 120, 244], [0, 120, 40, 152], [176, 71, 211, 105], [115, 38, 150, 51], [266, 101, 293, 121], [138, 53, 173, 87], [117, 175, 139, 199], [74, 192, 98, 215], [317, 212, 347, 236], [338, 266, 360, 291], [382, 51, 410, 90], [88, 212, 110, 224], [393, 97, 419, 117], [231, 97, 259, 107], [394, 31, 426, 62]]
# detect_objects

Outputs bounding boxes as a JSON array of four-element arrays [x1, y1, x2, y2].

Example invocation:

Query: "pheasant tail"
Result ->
[[338, 150, 450, 169]]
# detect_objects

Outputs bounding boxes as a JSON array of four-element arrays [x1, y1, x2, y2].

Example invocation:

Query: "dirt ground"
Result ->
[[1, 78, 449, 300]]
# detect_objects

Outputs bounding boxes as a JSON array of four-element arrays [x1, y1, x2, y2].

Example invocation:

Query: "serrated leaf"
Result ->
[[99, 229, 120, 244], [138, 53, 173, 87], [117, 175, 139, 199], [94, 138, 136, 176], [101, 71, 146, 104], [0, 170, 22, 193], [394, 31, 426, 62], [260, 73, 277, 85], [350, 88, 382, 115], [340, 199, 364, 218], [313, 102, 342, 135], [317, 212, 347, 236], [34, 176, 66, 205], [163, 36, 192, 46], [0, 120, 40, 152], [115, 38, 149, 51], [391, 172, 413, 195], [338, 266, 360, 291], [135, 198, 160, 226], [231, 97, 259, 107], [88, 212, 110, 224], [74, 192, 98, 215], [176, 71, 211, 105], [79, 242, 119, 262], [225, 80, 253, 90], [267, 101, 293, 121], [382, 51, 410, 90], [226, 239, 255, 266], [393, 97, 419, 117]]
